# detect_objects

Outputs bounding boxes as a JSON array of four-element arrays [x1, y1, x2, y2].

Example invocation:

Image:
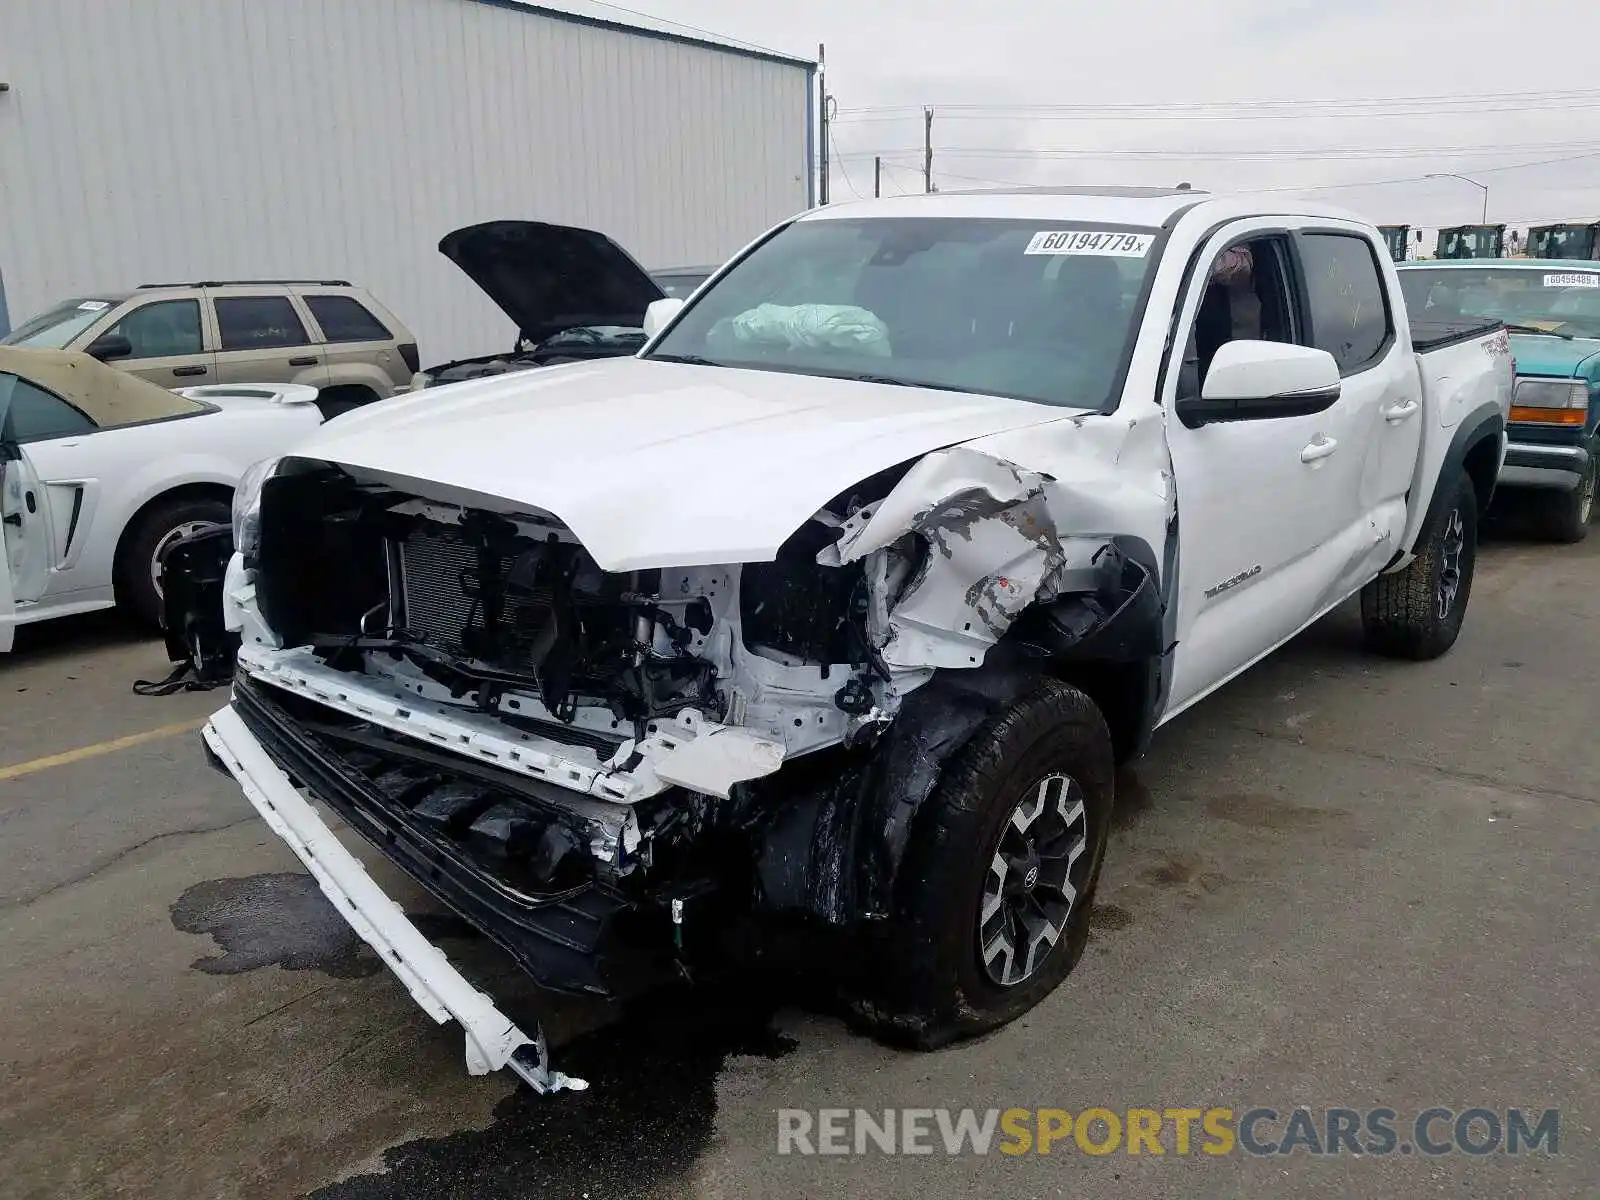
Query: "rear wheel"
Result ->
[[1538, 456, 1595, 544], [1360, 468, 1477, 661], [115, 496, 230, 629], [856, 679, 1115, 1049]]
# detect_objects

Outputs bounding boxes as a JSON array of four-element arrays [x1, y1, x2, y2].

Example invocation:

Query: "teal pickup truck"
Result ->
[[1398, 259, 1600, 541]]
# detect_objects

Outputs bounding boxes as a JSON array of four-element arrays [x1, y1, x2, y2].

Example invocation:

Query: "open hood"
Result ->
[[438, 220, 666, 348], [294, 358, 1074, 572]]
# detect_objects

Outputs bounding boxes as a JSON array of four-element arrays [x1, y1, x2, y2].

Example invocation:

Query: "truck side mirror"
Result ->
[[1176, 340, 1341, 427], [642, 298, 685, 341]]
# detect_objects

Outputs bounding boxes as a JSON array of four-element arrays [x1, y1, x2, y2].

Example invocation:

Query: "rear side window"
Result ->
[[0, 373, 98, 443], [214, 296, 310, 351], [107, 299, 204, 359], [304, 294, 392, 342], [1299, 233, 1392, 374]]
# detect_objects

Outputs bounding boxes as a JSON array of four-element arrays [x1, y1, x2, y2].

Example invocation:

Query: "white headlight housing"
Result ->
[[1512, 378, 1588, 410], [232, 456, 281, 559]]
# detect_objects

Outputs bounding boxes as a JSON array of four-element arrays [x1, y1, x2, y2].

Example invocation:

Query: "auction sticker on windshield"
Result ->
[[1543, 273, 1599, 288], [1025, 231, 1154, 257]]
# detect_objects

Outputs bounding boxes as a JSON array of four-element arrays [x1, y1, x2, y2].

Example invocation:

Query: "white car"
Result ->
[[189, 188, 1511, 1092], [0, 346, 324, 650]]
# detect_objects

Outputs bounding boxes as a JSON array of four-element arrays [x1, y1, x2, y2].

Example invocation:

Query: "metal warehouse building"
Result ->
[[0, 0, 815, 362]]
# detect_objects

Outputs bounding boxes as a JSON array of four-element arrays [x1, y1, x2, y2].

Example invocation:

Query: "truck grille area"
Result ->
[[398, 525, 554, 659], [230, 673, 671, 999], [253, 465, 725, 742]]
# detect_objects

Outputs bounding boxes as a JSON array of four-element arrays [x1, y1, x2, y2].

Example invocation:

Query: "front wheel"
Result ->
[[856, 678, 1116, 1049], [1360, 468, 1477, 661]]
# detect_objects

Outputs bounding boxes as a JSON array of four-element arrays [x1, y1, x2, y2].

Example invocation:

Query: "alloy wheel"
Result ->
[[978, 773, 1090, 988]]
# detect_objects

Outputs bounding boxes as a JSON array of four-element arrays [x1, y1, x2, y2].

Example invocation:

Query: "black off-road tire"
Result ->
[[854, 678, 1116, 1050], [115, 496, 231, 630], [1538, 455, 1595, 544], [1360, 468, 1477, 661]]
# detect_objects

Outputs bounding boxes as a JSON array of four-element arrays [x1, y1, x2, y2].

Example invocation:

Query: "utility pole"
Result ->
[[923, 107, 935, 193], [874, 156, 882, 198], [817, 44, 828, 205]]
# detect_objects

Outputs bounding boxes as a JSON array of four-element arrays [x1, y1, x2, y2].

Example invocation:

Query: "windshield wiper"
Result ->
[[1503, 322, 1574, 340], [829, 372, 993, 397], [648, 353, 722, 366]]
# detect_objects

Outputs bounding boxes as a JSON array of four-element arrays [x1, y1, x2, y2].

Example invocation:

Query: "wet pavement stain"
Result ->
[[308, 981, 796, 1200], [1203, 792, 1341, 831], [1089, 901, 1134, 931], [1139, 853, 1199, 888], [169, 873, 382, 978]]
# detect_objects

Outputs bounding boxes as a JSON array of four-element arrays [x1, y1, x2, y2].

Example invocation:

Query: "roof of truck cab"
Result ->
[[798, 188, 1368, 228]]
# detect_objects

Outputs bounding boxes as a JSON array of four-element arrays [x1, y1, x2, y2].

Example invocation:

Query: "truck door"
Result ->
[[0, 441, 56, 652], [1294, 226, 1423, 599], [1160, 223, 1360, 717]]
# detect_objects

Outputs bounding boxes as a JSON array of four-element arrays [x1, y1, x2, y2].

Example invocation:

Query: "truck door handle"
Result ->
[[288, 356, 318, 367], [172, 365, 207, 377], [1300, 436, 1339, 463], [1383, 400, 1420, 422]]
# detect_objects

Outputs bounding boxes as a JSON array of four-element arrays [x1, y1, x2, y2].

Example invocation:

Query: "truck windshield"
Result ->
[[645, 217, 1162, 408], [1399, 267, 1600, 338], [0, 298, 121, 349]]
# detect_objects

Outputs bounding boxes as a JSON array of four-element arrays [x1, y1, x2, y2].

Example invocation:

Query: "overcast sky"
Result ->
[[628, 0, 1600, 232]]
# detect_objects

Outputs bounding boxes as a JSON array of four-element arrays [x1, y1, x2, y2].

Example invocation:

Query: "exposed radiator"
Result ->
[[396, 528, 551, 659]]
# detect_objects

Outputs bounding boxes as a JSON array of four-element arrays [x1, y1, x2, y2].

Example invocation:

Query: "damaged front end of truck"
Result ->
[[197, 435, 1168, 1092]]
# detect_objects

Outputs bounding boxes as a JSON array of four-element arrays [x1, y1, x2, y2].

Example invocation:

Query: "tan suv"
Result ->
[[1, 280, 418, 416]]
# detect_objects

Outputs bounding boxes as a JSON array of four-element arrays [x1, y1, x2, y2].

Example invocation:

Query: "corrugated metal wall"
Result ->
[[0, 0, 813, 360]]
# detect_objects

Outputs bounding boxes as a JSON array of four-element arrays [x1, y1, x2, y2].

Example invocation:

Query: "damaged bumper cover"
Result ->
[[203, 696, 589, 1093]]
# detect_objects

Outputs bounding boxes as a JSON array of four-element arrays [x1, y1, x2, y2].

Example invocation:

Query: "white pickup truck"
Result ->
[[193, 189, 1512, 1092]]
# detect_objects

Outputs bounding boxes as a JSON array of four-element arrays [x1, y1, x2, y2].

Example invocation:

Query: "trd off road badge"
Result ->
[[1204, 564, 1262, 599]]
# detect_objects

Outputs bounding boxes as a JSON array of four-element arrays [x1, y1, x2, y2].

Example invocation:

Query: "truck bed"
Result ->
[[1410, 314, 1505, 354]]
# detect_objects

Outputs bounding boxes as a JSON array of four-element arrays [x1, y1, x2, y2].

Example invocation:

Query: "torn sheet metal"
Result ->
[[820, 446, 1103, 673], [203, 704, 586, 1093], [237, 645, 787, 805]]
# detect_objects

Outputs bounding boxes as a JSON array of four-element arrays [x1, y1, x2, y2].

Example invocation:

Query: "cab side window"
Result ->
[[105, 299, 204, 359], [0, 373, 98, 443], [1298, 233, 1392, 374], [1181, 235, 1300, 396]]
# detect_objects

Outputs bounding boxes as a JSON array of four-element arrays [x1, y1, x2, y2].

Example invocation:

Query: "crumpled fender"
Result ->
[[821, 447, 1109, 681]]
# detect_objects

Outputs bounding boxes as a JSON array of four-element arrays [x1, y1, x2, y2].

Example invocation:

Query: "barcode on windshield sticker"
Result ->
[[1543, 273, 1599, 288], [1025, 231, 1154, 257]]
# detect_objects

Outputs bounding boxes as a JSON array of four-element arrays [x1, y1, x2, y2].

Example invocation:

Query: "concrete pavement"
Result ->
[[0, 537, 1594, 1199]]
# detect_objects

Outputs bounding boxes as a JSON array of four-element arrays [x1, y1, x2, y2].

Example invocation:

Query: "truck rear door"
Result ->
[[1294, 225, 1424, 596]]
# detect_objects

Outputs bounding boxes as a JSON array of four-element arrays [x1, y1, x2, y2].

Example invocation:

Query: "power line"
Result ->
[[837, 140, 1600, 163], [866, 148, 1600, 200], [835, 101, 1600, 124], [835, 86, 1600, 117]]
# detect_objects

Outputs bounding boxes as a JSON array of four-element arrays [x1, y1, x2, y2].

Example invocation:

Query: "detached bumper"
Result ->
[[202, 703, 586, 1093], [1500, 442, 1589, 490]]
